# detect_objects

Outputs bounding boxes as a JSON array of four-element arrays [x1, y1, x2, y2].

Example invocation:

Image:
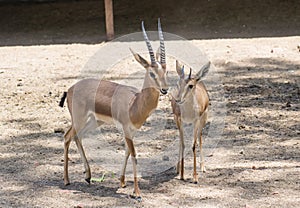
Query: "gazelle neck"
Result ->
[[129, 86, 160, 129], [142, 73, 158, 90]]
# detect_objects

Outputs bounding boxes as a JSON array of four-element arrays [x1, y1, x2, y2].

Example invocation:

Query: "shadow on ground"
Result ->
[[0, 0, 299, 46], [217, 57, 299, 162]]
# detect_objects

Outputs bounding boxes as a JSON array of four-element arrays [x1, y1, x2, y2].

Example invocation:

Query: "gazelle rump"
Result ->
[[171, 60, 210, 183], [59, 19, 168, 200]]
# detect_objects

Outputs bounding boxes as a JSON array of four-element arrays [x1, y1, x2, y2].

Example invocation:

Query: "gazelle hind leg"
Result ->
[[63, 122, 92, 185], [63, 127, 74, 185], [74, 137, 91, 183], [75, 116, 103, 184], [66, 114, 100, 185]]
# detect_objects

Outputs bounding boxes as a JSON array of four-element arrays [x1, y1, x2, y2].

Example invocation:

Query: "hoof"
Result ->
[[120, 175, 126, 188], [200, 165, 206, 173], [64, 179, 70, 186], [130, 195, 142, 202], [136, 196, 142, 202], [85, 178, 91, 184], [193, 174, 199, 184]]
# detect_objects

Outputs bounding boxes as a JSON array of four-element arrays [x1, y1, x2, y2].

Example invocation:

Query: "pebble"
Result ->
[[162, 155, 169, 161], [54, 128, 65, 134]]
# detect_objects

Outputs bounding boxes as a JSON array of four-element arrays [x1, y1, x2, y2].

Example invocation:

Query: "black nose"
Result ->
[[160, 89, 168, 95]]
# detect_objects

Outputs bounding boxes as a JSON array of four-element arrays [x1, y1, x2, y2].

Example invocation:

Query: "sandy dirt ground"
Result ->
[[0, 1, 300, 207]]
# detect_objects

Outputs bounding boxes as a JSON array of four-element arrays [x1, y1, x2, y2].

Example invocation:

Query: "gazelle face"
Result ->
[[174, 71, 196, 104], [130, 51, 169, 94], [148, 62, 168, 94], [174, 60, 210, 104]]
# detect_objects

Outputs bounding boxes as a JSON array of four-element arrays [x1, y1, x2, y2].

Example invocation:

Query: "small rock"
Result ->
[[162, 155, 169, 161], [54, 128, 65, 134], [17, 83, 23, 87], [249, 84, 261, 89], [235, 109, 241, 113], [239, 125, 245, 130]]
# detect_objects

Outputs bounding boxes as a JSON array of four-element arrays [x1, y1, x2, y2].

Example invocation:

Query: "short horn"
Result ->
[[181, 65, 185, 78], [142, 21, 156, 65], [158, 18, 166, 65], [188, 67, 192, 79]]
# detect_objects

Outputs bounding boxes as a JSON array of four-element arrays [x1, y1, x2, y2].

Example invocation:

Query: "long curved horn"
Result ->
[[188, 67, 192, 79], [158, 18, 166, 66], [141, 21, 156, 65]]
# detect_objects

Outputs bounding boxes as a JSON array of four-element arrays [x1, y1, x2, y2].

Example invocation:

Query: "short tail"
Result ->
[[59, 92, 67, 107]]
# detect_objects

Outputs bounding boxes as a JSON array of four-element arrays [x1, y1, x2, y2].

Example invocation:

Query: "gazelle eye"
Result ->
[[150, 72, 156, 78], [188, 85, 193, 89]]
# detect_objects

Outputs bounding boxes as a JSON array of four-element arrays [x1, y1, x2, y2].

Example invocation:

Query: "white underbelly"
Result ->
[[94, 113, 114, 125], [94, 112, 138, 137]]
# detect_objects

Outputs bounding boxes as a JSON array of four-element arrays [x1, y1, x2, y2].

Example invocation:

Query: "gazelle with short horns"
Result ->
[[171, 60, 210, 183], [59, 19, 168, 201]]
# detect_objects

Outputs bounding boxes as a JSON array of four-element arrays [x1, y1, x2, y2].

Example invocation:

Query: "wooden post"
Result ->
[[104, 0, 114, 40]]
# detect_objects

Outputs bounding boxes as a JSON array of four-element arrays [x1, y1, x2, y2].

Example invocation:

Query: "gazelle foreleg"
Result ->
[[125, 137, 141, 200], [120, 146, 130, 188], [199, 111, 208, 173], [175, 116, 185, 180], [192, 122, 199, 183], [63, 127, 73, 185]]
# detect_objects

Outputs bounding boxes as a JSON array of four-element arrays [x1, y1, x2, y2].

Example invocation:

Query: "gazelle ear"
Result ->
[[130, 48, 150, 69], [195, 61, 210, 82], [176, 60, 184, 78]]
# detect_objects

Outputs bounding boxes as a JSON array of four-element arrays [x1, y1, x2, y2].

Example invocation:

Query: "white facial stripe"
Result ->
[[149, 62, 168, 92], [156, 61, 162, 68]]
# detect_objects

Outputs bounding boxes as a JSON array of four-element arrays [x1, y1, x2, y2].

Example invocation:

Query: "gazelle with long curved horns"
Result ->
[[59, 19, 168, 200], [171, 60, 210, 183]]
